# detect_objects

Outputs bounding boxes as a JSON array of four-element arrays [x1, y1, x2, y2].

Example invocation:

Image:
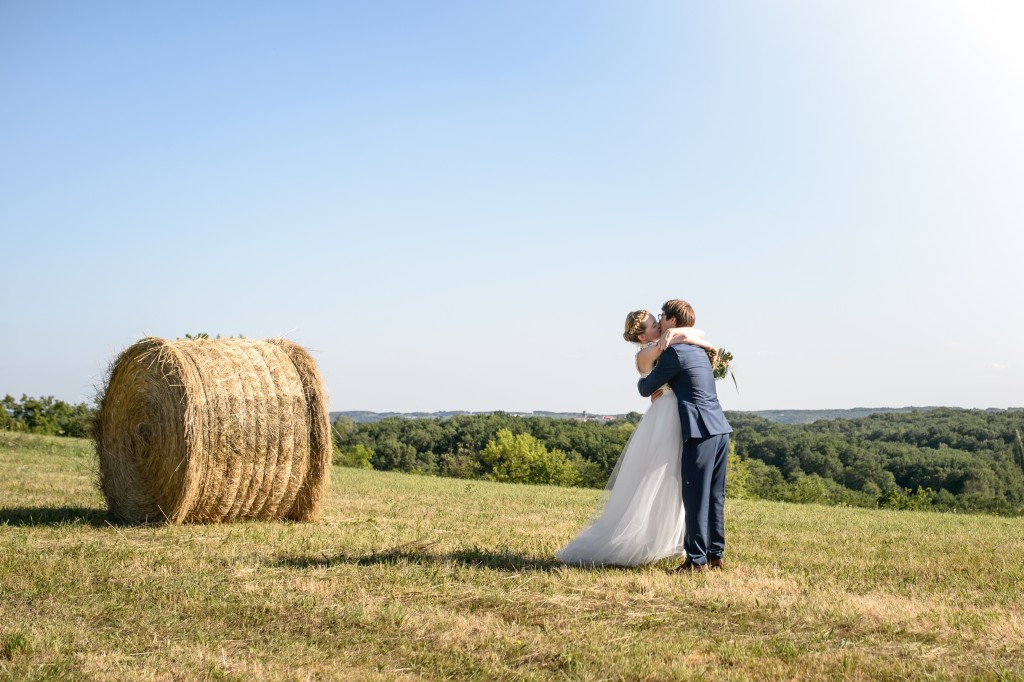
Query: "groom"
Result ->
[[637, 299, 732, 572]]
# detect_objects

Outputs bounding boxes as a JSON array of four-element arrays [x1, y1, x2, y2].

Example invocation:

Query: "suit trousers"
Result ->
[[681, 433, 730, 564]]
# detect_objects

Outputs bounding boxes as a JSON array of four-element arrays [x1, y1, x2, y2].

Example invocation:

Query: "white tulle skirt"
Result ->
[[555, 391, 685, 567]]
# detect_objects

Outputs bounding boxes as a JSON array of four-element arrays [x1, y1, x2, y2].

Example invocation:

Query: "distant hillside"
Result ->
[[331, 406, 1001, 425], [330, 409, 612, 423], [743, 407, 946, 425]]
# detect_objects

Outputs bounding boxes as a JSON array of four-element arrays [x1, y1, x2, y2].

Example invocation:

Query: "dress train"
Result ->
[[555, 391, 685, 567]]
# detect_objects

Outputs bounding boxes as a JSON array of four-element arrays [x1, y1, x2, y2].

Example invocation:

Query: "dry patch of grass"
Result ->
[[1, 431, 1023, 680]]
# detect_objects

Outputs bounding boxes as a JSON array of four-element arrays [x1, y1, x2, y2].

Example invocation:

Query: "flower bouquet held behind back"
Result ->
[[706, 348, 738, 392]]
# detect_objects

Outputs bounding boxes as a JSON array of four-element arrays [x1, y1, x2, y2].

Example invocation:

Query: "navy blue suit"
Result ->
[[638, 344, 732, 564]]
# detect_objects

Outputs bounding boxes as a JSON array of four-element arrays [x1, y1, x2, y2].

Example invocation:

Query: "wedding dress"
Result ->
[[555, 345, 686, 566]]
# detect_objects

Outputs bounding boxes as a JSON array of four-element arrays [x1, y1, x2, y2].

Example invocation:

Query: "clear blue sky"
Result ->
[[2, 1, 1022, 415]]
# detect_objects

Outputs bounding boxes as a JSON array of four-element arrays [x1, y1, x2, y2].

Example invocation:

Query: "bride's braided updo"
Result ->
[[623, 310, 651, 343]]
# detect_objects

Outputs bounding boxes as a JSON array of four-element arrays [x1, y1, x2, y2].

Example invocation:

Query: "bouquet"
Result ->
[[706, 347, 738, 391]]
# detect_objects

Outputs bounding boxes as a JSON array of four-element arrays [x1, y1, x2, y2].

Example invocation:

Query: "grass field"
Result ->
[[2, 431, 1023, 680]]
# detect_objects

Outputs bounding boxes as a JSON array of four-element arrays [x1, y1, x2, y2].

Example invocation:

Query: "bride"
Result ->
[[555, 309, 716, 567]]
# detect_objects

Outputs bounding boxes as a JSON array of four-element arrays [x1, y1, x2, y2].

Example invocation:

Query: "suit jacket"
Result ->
[[637, 343, 732, 441]]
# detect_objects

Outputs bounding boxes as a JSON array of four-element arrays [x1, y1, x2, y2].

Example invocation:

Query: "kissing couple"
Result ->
[[556, 299, 733, 571]]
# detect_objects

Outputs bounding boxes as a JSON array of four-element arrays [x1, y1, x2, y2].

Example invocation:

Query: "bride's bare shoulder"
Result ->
[[635, 342, 659, 374]]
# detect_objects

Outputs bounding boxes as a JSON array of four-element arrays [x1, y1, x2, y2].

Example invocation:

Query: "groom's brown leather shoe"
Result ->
[[708, 558, 725, 570], [675, 558, 707, 573]]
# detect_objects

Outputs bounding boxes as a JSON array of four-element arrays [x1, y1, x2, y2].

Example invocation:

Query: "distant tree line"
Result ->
[[5, 392, 1021, 515], [333, 408, 1024, 516], [1, 394, 94, 438], [332, 411, 637, 488], [728, 409, 1024, 515]]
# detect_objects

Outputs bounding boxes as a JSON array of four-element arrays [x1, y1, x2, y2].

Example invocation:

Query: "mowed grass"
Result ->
[[2, 432, 1023, 681]]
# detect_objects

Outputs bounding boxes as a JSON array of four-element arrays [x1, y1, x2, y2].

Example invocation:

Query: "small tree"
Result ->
[[480, 429, 580, 486], [786, 473, 831, 505], [334, 443, 374, 469], [725, 441, 754, 500], [879, 486, 934, 511], [907, 486, 935, 511]]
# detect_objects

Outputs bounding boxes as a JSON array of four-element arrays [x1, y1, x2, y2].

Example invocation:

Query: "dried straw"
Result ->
[[93, 337, 331, 524]]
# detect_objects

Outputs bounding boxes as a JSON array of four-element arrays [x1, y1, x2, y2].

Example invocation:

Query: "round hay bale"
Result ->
[[94, 336, 331, 524]]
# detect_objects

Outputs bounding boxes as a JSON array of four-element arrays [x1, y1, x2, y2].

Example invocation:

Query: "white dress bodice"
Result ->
[[636, 343, 673, 395]]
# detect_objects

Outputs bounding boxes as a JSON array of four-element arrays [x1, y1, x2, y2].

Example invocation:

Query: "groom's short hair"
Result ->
[[662, 299, 695, 327]]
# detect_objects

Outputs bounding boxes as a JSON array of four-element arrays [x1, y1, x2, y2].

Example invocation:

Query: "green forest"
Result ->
[[330, 407, 1024, 516], [5, 393, 1023, 516]]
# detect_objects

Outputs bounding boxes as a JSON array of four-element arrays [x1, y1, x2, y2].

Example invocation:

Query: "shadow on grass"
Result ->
[[275, 540, 566, 573], [0, 506, 111, 527]]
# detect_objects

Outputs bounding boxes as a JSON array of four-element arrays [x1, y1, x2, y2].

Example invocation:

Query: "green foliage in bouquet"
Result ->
[[707, 348, 738, 392]]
